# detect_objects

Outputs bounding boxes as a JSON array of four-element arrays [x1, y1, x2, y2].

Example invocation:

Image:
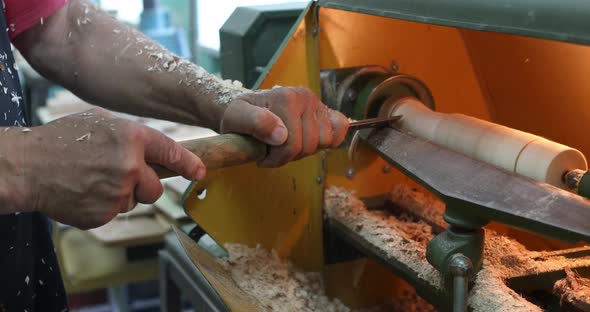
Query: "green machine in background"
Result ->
[[219, 3, 306, 89]]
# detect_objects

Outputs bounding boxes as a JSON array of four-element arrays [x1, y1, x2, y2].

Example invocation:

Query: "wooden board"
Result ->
[[173, 227, 266, 312], [88, 216, 169, 247], [153, 191, 190, 224]]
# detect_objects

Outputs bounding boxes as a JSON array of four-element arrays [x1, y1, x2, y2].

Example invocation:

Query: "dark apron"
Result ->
[[0, 8, 68, 312]]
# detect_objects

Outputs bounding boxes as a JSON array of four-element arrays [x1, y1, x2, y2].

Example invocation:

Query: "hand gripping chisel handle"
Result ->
[[152, 116, 400, 179]]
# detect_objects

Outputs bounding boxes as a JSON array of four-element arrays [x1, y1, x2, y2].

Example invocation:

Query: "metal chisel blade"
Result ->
[[348, 115, 401, 131]]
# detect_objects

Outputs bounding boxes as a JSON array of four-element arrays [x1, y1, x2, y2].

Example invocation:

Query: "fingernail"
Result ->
[[196, 166, 206, 181], [269, 125, 288, 145]]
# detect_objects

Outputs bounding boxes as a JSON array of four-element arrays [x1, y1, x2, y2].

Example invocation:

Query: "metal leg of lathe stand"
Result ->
[[448, 254, 473, 312], [426, 209, 485, 312]]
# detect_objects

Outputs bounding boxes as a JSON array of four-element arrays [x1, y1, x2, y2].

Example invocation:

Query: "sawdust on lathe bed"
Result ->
[[468, 234, 542, 312], [220, 243, 436, 312], [324, 185, 545, 312], [220, 244, 351, 312], [553, 267, 590, 311], [219, 185, 589, 312], [324, 186, 443, 289], [388, 185, 447, 230]]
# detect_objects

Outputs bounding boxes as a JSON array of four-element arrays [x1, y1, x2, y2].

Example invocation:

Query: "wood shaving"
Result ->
[[135, 30, 248, 106], [324, 186, 443, 288], [388, 185, 446, 230], [220, 244, 351, 312], [468, 235, 542, 312], [553, 267, 590, 311], [325, 185, 590, 311], [76, 132, 91, 142]]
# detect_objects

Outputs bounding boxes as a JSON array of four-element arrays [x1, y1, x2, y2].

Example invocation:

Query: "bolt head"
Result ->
[[346, 89, 357, 102], [346, 168, 356, 179], [390, 61, 400, 72]]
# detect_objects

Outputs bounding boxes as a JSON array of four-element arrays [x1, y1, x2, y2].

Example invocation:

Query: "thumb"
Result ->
[[220, 100, 288, 146]]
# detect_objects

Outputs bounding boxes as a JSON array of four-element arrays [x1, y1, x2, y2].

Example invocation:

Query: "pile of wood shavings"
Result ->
[[220, 244, 351, 312], [388, 185, 446, 230], [553, 268, 590, 311], [468, 234, 542, 312], [324, 186, 443, 288], [470, 232, 590, 311], [325, 185, 589, 312]]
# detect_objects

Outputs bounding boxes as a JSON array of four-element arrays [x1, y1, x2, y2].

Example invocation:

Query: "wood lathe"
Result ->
[[169, 1, 590, 311]]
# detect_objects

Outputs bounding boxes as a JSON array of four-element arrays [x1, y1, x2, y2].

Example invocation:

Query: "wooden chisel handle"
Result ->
[[152, 134, 267, 179]]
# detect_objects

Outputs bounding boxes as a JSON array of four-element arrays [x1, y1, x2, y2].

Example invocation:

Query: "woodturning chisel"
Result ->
[[152, 116, 400, 179]]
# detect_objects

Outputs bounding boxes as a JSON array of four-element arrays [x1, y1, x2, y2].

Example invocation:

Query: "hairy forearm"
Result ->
[[0, 128, 32, 213], [14, 0, 246, 130]]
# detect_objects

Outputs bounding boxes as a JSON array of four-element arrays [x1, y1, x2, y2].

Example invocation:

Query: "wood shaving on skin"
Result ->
[[220, 244, 351, 312], [137, 37, 247, 106], [76, 2, 93, 26], [102, 5, 248, 108]]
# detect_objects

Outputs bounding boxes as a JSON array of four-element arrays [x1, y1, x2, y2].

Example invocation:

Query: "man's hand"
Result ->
[[13, 1, 348, 165], [22, 108, 204, 229], [220, 87, 349, 167]]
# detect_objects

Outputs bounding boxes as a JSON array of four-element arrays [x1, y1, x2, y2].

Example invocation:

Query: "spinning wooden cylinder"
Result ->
[[387, 97, 587, 189]]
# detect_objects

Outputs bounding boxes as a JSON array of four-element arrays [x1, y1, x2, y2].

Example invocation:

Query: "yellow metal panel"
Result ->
[[258, 3, 320, 94], [325, 141, 413, 197], [184, 155, 325, 271], [317, 8, 492, 120]]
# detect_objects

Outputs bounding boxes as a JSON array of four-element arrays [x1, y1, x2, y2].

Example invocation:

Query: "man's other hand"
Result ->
[[26, 108, 204, 229], [220, 87, 349, 167]]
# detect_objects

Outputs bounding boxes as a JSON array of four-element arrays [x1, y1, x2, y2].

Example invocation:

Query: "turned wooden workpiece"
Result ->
[[152, 134, 267, 179], [388, 97, 588, 189]]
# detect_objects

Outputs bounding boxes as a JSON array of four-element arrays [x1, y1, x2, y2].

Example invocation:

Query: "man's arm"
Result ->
[[0, 130, 29, 214], [13, 0, 229, 129], [13, 0, 349, 167]]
